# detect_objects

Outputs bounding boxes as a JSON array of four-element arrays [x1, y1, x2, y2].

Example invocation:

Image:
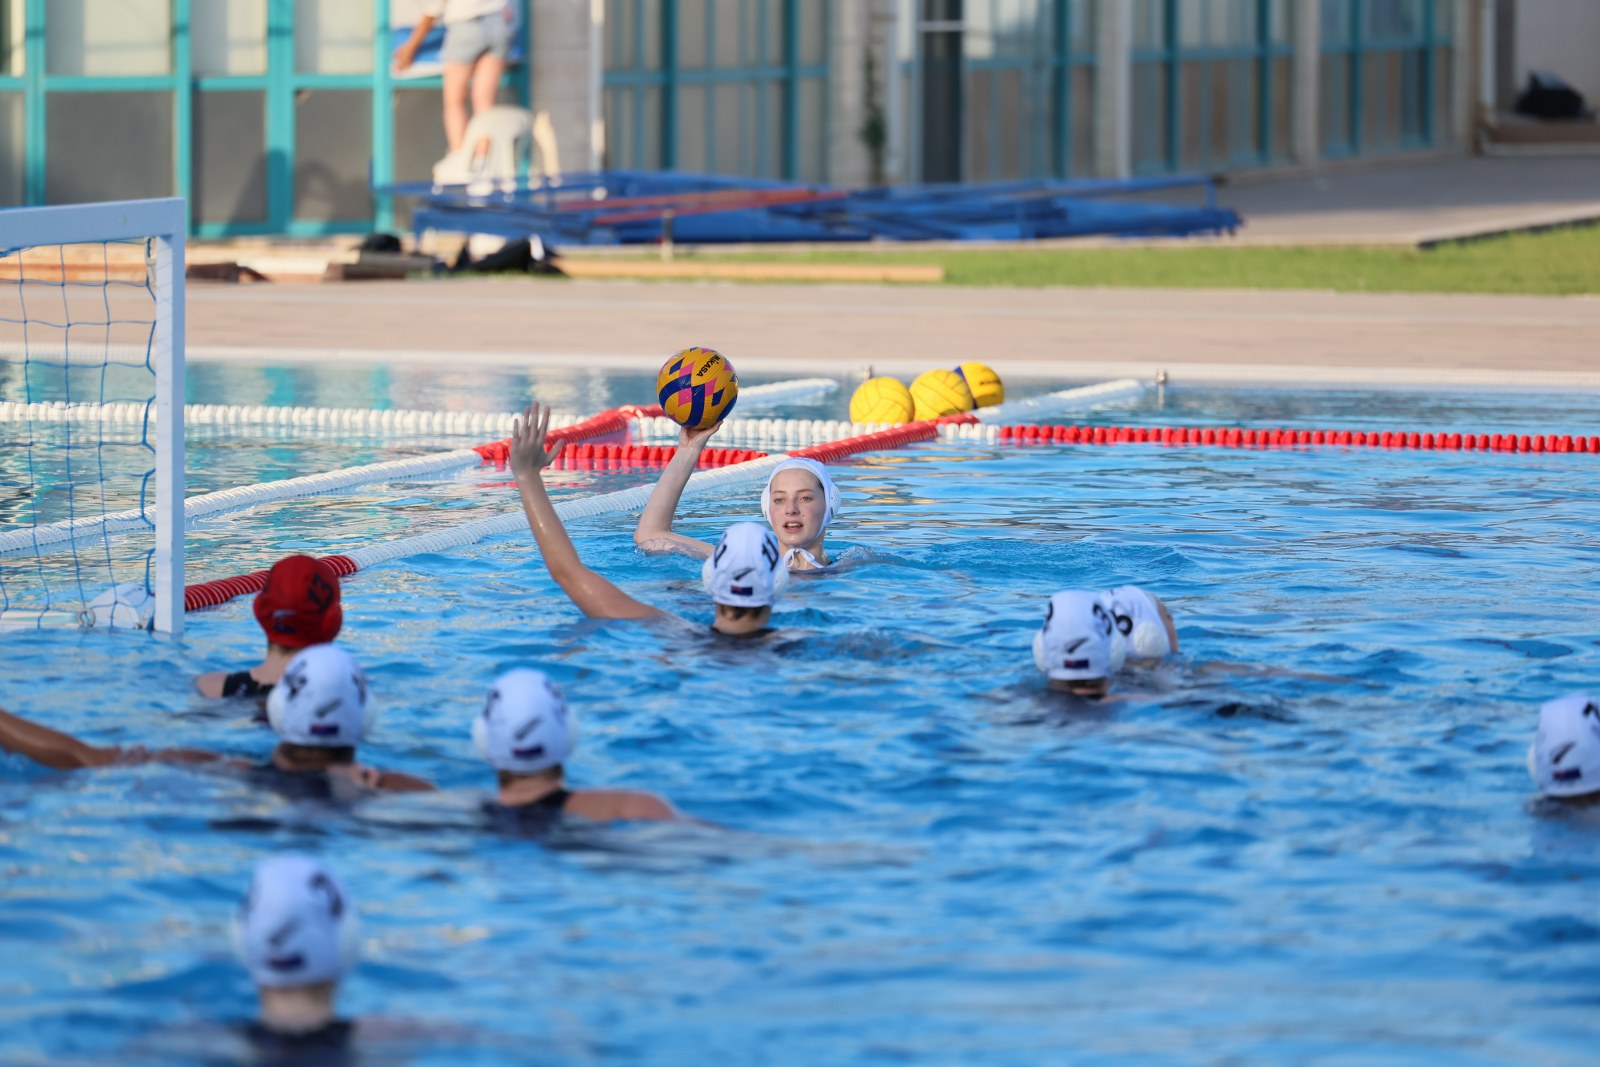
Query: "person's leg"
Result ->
[[441, 61, 474, 153], [467, 53, 507, 159]]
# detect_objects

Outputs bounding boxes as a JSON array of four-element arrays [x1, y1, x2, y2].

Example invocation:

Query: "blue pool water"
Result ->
[[3, 368, 1600, 1065]]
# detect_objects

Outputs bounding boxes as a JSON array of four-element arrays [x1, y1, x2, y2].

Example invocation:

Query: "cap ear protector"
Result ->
[[1032, 629, 1049, 674], [1129, 621, 1171, 659]]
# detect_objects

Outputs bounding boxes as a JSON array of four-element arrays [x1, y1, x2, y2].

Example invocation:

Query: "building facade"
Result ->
[[0, 1, 1507, 237]]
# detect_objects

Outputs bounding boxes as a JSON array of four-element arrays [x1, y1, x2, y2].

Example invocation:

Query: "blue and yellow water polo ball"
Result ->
[[657, 346, 739, 429], [955, 361, 1005, 408]]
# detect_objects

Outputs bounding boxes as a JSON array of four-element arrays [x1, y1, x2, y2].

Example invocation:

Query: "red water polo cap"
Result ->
[[252, 555, 342, 647]]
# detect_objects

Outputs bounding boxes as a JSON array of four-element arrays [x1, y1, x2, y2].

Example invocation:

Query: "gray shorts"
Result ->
[[442, 12, 513, 66]]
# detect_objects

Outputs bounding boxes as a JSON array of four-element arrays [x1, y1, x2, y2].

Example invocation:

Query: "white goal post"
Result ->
[[0, 198, 186, 634]]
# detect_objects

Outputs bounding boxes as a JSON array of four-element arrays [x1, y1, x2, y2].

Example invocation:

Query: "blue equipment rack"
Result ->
[[380, 170, 1241, 249]]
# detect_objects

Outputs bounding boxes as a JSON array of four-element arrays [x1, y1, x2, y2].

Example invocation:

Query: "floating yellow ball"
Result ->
[[656, 346, 739, 429], [909, 368, 975, 420], [955, 361, 1005, 408], [849, 377, 915, 424]]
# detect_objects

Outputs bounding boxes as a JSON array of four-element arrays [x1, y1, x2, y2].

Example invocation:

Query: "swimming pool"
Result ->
[[3, 367, 1599, 1065]]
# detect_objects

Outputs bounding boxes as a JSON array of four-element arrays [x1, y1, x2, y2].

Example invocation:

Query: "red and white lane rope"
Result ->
[[630, 379, 1147, 450], [0, 407, 635, 558], [0, 377, 838, 435], [987, 423, 1600, 454]]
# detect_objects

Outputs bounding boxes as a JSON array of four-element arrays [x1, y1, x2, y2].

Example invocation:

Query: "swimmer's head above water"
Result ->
[[475, 667, 575, 781], [473, 668, 678, 821], [234, 853, 358, 1034], [703, 521, 789, 636], [760, 458, 840, 569], [1529, 693, 1600, 800], [265, 644, 375, 771], [1034, 589, 1121, 698]]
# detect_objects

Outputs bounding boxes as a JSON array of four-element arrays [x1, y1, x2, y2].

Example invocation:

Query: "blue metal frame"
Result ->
[[4, 0, 529, 235], [1131, 0, 1293, 176], [1321, 0, 1448, 159], [897, 0, 1095, 183], [602, 0, 830, 180], [961, 0, 1096, 181]]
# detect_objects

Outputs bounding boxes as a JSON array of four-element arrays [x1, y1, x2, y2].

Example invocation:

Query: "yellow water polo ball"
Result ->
[[849, 377, 915, 424], [955, 361, 1005, 408], [909, 368, 975, 420], [657, 346, 739, 429]]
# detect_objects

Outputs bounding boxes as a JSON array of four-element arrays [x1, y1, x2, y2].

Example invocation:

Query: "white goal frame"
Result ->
[[2, 198, 186, 634]]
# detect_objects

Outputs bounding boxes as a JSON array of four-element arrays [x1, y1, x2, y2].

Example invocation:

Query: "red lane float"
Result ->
[[185, 554, 358, 612], [793, 412, 979, 462], [472, 406, 644, 465], [552, 443, 768, 469], [993, 423, 1599, 455]]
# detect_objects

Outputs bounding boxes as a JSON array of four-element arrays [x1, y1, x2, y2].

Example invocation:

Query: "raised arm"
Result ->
[[509, 402, 662, 620], [393, 12, 438, 71], [633, 424, 718, 558]]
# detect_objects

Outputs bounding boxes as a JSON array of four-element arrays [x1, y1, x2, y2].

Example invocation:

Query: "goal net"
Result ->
[[0, 199, 186, 634]]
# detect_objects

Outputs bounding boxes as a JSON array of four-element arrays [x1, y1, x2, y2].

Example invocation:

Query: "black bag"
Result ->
[[1515, 72, 1589, 121]]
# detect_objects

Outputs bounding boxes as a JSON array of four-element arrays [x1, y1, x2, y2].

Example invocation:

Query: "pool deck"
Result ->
[[189, 279, 1600, 390]]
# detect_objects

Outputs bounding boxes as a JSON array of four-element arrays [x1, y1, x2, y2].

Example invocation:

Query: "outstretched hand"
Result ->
[[679, 420, 722, 451], [509, 402, 566, 479]]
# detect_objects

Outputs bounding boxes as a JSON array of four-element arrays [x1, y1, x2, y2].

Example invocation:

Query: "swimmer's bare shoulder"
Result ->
[[565, 789, 680, 823]]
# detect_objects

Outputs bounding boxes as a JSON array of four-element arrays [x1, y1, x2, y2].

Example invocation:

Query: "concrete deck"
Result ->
[[1215, 154, 1600, 246], [187, 279, 1600, 389]]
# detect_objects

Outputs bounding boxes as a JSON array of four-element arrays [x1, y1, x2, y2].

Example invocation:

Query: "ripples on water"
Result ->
[[2, 374, 1600, 1065]]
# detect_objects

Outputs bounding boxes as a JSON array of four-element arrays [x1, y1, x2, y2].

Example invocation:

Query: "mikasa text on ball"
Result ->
[[955, 361, 1005, 408], [657, 346, 740, 429]]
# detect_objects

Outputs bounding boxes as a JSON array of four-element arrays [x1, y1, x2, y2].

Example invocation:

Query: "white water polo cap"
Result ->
[[1106, 585, 1173, 659], [702, 522, 789, 608], [1528, 693, 1600, 798], [760, 458, 841, 530], [232, 854, 359, 988], [473, 668, 575, 774], [266, 645, 374, 746], [1033, 590, 1116, 682]]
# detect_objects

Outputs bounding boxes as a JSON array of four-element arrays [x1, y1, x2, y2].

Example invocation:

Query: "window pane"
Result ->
[[47, 92, 174, 202], [1321, 0, 1351, 45], [642, 0, 662, 70], [678, 84, 709, 168], [798, 77, 825, 182], [295, 0, 374, 74], [0, 92, 21, 203], [799, 0, 827, 66], [194, 91, 267, 223], [604, 87, 633, 167], [1, 0, 23, 75], [680, 0, 708, 68], [47, 0, 170, 76], [713, 82, 742, 172], [714, 0, 741, 67], [1069, 65, 1094, 176], [193, 0, 268, 76], [293, 90, 373, 220], [605, 0, 635, 69]]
